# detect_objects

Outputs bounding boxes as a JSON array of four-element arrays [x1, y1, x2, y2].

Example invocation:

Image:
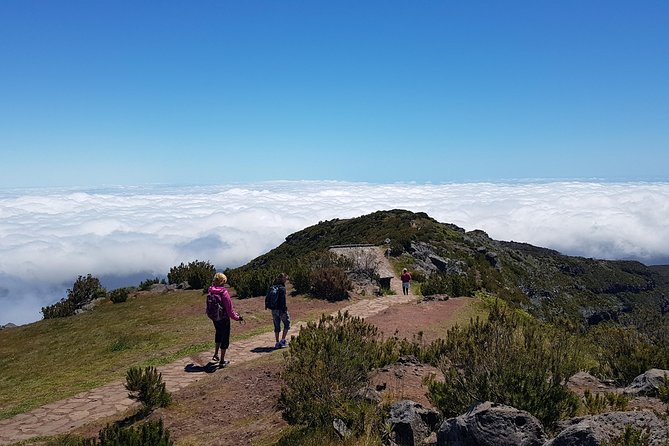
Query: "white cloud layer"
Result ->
[[2, 181, 669, 325]]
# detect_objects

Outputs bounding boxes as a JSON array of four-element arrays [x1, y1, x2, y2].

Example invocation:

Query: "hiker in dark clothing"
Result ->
[[271, 274, 291, 349]]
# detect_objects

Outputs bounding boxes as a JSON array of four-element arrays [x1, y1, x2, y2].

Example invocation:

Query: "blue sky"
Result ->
[[1, 1, 668, 187]]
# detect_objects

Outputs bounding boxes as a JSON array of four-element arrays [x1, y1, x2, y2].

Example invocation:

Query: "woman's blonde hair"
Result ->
[[213, 272, 227, 285]]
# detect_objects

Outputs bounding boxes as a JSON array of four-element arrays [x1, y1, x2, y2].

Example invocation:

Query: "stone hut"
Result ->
[[328, 244, 394, 289]]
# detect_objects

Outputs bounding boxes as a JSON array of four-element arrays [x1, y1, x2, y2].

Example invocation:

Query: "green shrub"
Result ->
[[289, 265, 311, 295], [290, 250, 354, 298], [658, 374, 669, 411], [44, 435, 97, 446], [601, 425, 651, 446], [138, 278, 160, 291], [45, 420, 172, 445], [278, 312, 397, 430], [42, 274, 107, 319], [426, 304, 583, 429], [421, 272, 475, 297], [167, 260, 216, 289], [410, 269, 427, 283], [125, 366, 171, 415], [227, 268, 277, 298], [580, 390, 629, 415], [97, 420, 173, 446], [109, 288, 129, 304], [588, 324, 669, 385], [310, 267, 351, 301]]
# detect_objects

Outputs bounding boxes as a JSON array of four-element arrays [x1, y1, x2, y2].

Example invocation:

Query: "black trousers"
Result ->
[[212, 318, 231, 349]]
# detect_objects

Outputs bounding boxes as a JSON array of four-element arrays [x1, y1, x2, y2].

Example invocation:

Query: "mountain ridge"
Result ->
[[232, 209, 668, 327]]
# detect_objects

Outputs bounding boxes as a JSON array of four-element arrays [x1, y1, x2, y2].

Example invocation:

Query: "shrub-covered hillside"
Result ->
[[229, 209, 669, 328]]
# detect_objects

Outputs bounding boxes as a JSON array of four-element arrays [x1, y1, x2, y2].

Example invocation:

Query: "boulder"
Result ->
[[149, 283, 180, 293], [624, 369, 669, 396], [422, 432, 437, 445], [387, 400, 442, 446], [333, 418, 351, 439], [547, 411, 667, 446], [567, 371, 612, 392], [355, 385, 382, 404], [422, 294, 450, 302], [484, 251, 498, 268], [437, 401, 546, 446], [409, 242, 466, 276]]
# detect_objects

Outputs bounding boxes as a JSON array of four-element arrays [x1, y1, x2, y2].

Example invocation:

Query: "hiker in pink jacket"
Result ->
[[207, 272, 243, 368]]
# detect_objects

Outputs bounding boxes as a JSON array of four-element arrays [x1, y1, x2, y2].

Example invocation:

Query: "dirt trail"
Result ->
[[0, 249, 415, 445], [0, 249, 472, 445]]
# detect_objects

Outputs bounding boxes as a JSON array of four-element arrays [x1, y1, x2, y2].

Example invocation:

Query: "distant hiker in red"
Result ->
[[207, 272, 243, 368], [401, 268, 411, 295]]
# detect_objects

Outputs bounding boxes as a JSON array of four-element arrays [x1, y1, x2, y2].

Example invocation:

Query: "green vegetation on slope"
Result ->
[[230, 209, 669, 330], [0, 290, 210, 419]]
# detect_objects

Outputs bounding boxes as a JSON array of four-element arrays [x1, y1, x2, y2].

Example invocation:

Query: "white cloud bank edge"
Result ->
[[1, 180, 668, 325]]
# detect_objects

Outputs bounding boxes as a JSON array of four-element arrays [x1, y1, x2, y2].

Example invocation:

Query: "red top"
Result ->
[[401, 272, 411, 283]]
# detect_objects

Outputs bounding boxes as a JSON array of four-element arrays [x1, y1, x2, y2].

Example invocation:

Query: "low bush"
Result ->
[[409, 269, 426, 283], [42, 274, 107, 319], [580, 390, 629, 415], [426, 304, 584, 429], [421, 271, 475, 297], [658, 374, 669, 411], [44, 435, 96, 446], [278, 312, 397, 430], [601, 425, 651, 446], [588, 323, 669, 385], [109, 288, 129, 304], [97, 420, 173, 446], [44, 420, 172, 446], [227, 268, 277, 298], [125, 366, 171, 415], [310, 267, 351, 301], [138, 278, 160, 291], [167, 260, 215, 290], [289, 265, 311, 295], [290, 251, 354, 297]]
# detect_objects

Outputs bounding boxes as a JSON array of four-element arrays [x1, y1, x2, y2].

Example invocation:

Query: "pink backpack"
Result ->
[[206, 293, 224, 321]]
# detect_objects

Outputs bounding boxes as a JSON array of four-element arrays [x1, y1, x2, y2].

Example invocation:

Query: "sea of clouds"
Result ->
[[1, 181, 668, 325]]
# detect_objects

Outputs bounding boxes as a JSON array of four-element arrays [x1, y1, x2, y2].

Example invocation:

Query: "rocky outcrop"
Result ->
[[437, 401, 546, 446], [333, 418, 352, 439], [386, 400, 442, 446], [74, 297, 107, 315], [624, 369, 669, 397], [566, 371, 613, 392], [409, 242, 467, 275], [148, 282, 190, 293], [548, 411, 667, 446]]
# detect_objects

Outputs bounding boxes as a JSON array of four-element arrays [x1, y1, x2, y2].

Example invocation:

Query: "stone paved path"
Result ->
[[0, 269, 412, 444]]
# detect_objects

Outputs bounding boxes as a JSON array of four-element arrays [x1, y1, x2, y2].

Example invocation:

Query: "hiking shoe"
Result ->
[[275, 342, 282, 349], [212, 355, 220, 362], [219, 360, 230, 368], [279, 339, 287, 347]]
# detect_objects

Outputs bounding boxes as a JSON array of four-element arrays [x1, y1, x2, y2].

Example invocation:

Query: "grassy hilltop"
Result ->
[[231, 209, 669, 327]]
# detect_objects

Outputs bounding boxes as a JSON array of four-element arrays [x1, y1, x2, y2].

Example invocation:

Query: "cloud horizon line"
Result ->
[[2, 180, 668, 326]]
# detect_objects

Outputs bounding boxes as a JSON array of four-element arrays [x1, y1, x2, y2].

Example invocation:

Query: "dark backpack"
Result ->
[[265, 285, 279, 310], [206, 293, 224, 320]]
